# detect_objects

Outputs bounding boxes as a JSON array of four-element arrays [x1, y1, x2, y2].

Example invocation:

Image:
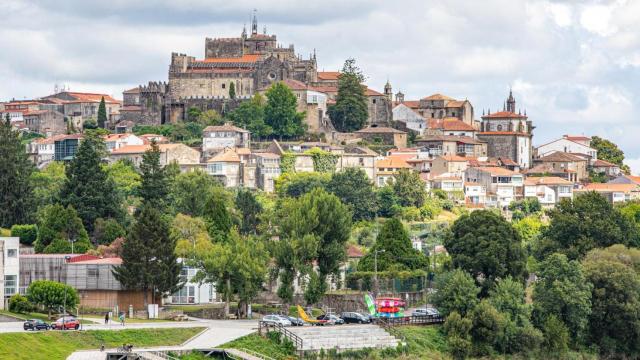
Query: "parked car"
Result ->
[[412, 307, 440, 317], [50, 316, 80, 330], [23, 319, 50, 331], [287, 316, 304, 326], [340, 312, 371, 324], [316, 314, 344, 325], [261, 314, 292, 327]]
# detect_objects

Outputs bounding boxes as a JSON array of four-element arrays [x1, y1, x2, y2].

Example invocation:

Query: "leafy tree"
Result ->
[[445, 210, 527, 293], [92, 218, 126, 245], [327, 168, 378, 221], [88, 236, 124, 258], [541, 315, 570, 356], [393, 169, 426, 207], [357, 218, 428, 271], [228, 82, 236, 99], [104, 159, 141, 199], [582, 245, 640, 357], [532, 253, 592, 343], [202, 187, 234, 242], [170, 169, 219, 217], [235, 188, 262, 235], [8, 294, 33, 313], [27, 280, 79, 318], [512, 215, 544, 245], [509, 198, 541, 220], [97, 96, 107, 128], [170, 214, 213, 259], [10, 224, 38, 246], [60, 135, 122, 233], [488, 277, 530, 323], [187, 107, 202, 122], [83, 118, 98, 130], [327, 59, 368, 132], [536, 192, 639, 260], [275, 172, 330, 198], [431, 269, 480, 317], [0, 117, 35, 227], [113, 204, 181, 306], [444, 312, 473, 360], [591, 135, 630, 173], [376, 185, 400, 217], [469, 300, 505, 356], [34, 204, 92, 254], [138, 141, 168, 209], [226, 94, 272, 138], [197, 110, 224, 126], [30, 162, 66, 211], [264, 82, 306, 139]]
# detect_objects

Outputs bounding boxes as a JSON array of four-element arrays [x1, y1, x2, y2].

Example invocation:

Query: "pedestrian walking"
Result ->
[[119, 311, 125, 326], [104, 312, 109, 325]]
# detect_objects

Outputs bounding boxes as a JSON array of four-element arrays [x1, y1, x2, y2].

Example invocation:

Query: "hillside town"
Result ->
[[2, 12, 640, 360]]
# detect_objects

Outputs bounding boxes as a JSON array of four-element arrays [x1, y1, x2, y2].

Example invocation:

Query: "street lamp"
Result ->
[[373, 249, 385, 299]]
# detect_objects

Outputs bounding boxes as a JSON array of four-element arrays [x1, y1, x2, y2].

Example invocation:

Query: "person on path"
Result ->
[[104, 312, 109, 325], [119, 312, 125, 326]]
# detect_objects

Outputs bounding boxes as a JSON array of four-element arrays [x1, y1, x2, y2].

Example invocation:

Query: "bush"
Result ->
[[8, 294, 33, 313], [10, 224, 38, 246]]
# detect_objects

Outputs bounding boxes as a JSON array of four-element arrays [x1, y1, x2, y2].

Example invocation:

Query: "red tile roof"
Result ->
[[478, 131, 531, 136], [71, 257, 123, 265], [203, 124, 249, 133], [537, 152, 587, 163], [317, 71, 341, 80], [422, 93, 455, 101], [65, 92, 119, 104], [376, 157, 412, 169], [582, 183, 638, 193], [563, 135, 591, 141], [347, 245, 364, 258], [592, 159, 618, 168], [475, 166, 517, 176], [123, 87, 140, 94], [428, 118, 475, 132], [199, 54, 261, 63], [439, 155, 469, 162], [524, 176, 573, 186], [482, 111, 527, 119]]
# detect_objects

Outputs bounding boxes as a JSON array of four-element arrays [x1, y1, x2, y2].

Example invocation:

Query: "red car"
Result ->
[[50, 316, 80, 330]]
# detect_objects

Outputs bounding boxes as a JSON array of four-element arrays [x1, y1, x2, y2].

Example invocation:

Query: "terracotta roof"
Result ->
[[433, 174, 463, 181], [199, 54, 261, 63], [280, 79, 309, 91], [347, 245, 364, 258], [564, 135, 591, 141], [582, 183, 638, 193], [71, 257, 123, 265], [478, 131, 531, 136], [386, 154, 417, 162], [620, 175, 640, 185], [416, 135, 484, 145], [537, 152, 587, 163], [253, 152, 280, 159], [482, 111, 527, 119], [55, 134, 84, 140], [592, 159, 618, 168], [235, 147, 251, 155], [208, 148, 241, 163], [365, 88, 384, 96], [422, 93, 455, 101], [497, 157, 518, 166], [524, 176, 573, 186], [203, 124, 249, 133], [428, 118, 475, 132], [23, 110, 50, 116], [103, 133, 139, 141], [317, 71, 341, 80], [32, 134, 68, 144], [355, 127, 406, 134], [376, 157, 412, 169], [394, 100, 420, 109], [123, 87, 140, 94], [475, 166, 517, 176], [110, 143, 186, 155], [65, 92, 119, 104], [439, 155, 469, 162], [445, 100, 466, 107]]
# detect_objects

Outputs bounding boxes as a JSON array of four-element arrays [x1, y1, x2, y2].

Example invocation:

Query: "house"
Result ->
[[414, 135, 487, 158], [103, 133, 144, 152], [536, 135, 597, 161], [393, 103, 427, 135], [524, 176, 573, 207], [465, 166, 524, 208], [576, 183, 640, 203], [0, 237, 20, 309], [22, 110, 66, 136], [206, 147, 242, 187], [279, 79, 330, 133], [26, 134, 68, 166], [431, 155, 469, 177], [387, 148, 434, 173], [54, 134, 84, 161], [425, 117, 477, 138], [431, 175, 464, 196], [253, 152, 281, 193], [355, 127, 407, 149], [608, 174, 640, 185], [166, 261, 215, 304], [591, 159, 622, 178], [0, 100, 43, 123], [139, 134, 170, 144], [109, 143, 201, 169], [394, 93, 475, 126], [533, 151, 589, 182], [41, 91, 121, 129], [337, 146, 378, 180], [464, 183, 487, 208], [120, 87, 142, 122], [202, 123, 250, 154], [375, 157, 412, 187]]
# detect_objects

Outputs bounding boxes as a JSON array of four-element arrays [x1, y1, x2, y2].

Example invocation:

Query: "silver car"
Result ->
[[412, 307, 439, 317], [262, 314, 292, 326]]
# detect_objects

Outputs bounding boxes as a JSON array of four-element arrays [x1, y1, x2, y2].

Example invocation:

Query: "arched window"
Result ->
[[497, 124, 503, 131]]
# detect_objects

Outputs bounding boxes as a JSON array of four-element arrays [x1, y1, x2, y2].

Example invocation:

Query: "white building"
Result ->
[[536, 135, 597, 161], [103, 133, 144, 152], [167, 262, 215, 305], [465, 166, 524, 208], [202, 124, 250, 153], [0, 237, 20, 309], [523, 176, 573, 207], [393, 103, 426, 135]]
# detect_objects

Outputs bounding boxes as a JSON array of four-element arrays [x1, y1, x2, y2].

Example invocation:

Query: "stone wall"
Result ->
[[477, 134, 517, 162]]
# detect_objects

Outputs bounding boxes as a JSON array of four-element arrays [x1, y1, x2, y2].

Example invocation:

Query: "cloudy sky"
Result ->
[[3, 0, 640, 172]]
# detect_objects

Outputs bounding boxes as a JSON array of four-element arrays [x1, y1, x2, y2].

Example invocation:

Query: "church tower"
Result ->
[[384, 80, 392, 101], [251, 10, 258, 35], [506, 89, 516, 113]]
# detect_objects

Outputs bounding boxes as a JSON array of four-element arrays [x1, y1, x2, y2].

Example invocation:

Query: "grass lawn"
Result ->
[[219, 333, 296, 360], [0, 327, 205, 360], [0, 310, 93, 324]]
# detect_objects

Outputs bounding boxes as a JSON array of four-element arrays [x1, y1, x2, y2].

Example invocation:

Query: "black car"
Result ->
[[287, 316, 304, 326], [340, 312, 371, 324], [23, 319, 50, 331]]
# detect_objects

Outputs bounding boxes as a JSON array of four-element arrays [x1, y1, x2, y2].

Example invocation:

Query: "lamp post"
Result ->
[[373, 249, 385, 299]]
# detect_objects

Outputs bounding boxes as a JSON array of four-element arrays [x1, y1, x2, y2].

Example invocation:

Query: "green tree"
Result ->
[[113, 204, 181, 306], [0, 117, 35, 227], [34, 204, 92, 254], [376, 185, 399, 217], [92, 218, 126, 245], [512, 215, 544, 245], [275, 172, 330, 198], [83, 118, 98, 130], [541, 315, 569, 356], [171, 214, 213, 259], [537, 192, 639, 260], [235, 188, 262, 235], [186, 107, 202, 122], [8, 294, 33, 313], [170, 169, 218, 217], [138, 141, 168, 209], [104, 159, 141, 199], [445, 210, 527, 294], [393, 169, 426, 207], [228, 82, 236, 99], [532, 253, 592, 343], [264, 82, 306, 139], [30, 162, 66, 212], [431, 269, 480, 317], [10, 224, 38, 246], [357, 218, 428, 271], [444, 311, 473, 360], [202, 187, 234, 242], [97, 96, 107, 128], [226, 94, 272, 139], [26, 280, 79, 318], [60, 135, 122, 233], [488, 276, 530, 323], [327, 168, 378, 221], [327, 59, 368, 132], [582, 245, 640, 357], [469, 300, 505, 356], [591, 135, 630, 172], [197, 110, 224, 126]]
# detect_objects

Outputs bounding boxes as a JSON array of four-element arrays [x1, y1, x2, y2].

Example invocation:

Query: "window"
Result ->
[[497, 125, 503, 131], [221, 84, 226, 89], [87, 268, 98, 277], [7, 249, 17, 258], [372, 99, 376, 104], [4, 275, 16, 296]]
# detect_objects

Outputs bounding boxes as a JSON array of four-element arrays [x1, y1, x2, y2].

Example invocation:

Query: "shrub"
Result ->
[[10, 224, 38, 246], [8, 294, 33, 313]]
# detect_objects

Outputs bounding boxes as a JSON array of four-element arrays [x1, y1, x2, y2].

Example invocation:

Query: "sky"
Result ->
[[3, 0, 640, 173]]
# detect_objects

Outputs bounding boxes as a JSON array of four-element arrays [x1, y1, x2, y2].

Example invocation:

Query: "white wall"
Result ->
[[537, 139, 597, 160]]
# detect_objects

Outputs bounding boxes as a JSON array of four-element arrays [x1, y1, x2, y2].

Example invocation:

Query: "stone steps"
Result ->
[[287, 324, 399, 352]]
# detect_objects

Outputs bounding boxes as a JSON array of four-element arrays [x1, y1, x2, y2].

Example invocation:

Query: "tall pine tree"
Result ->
[[97, 96, 107, 129], [0, 116, 35, 227], [265, 82, 306, 139], [113, 203, 181, 305], [59, 135, 122, 233], [328, 59, 368, 132], [138, 141, 168, 210]]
